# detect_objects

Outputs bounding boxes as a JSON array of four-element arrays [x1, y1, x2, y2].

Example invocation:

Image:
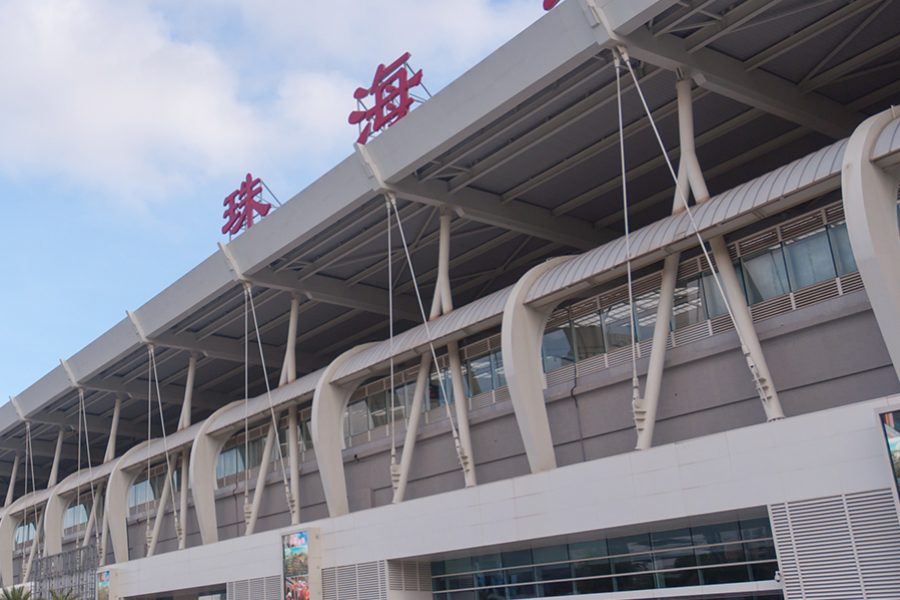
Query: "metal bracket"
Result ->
[[59, 358, 81, 389], [126, 310, 150, 345], [217, 241, 247, 282], [9, 395, 26, 422]]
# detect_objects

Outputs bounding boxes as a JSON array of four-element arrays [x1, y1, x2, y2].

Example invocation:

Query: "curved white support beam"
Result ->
[[311, 344, 375, 518], [105, 440, 150, 564], [501, 256, 572, 473], [43, 477, 74, 557], [188, 400, 243, 545], [0, 494, 31, 585], [842, 109, 900, 381]]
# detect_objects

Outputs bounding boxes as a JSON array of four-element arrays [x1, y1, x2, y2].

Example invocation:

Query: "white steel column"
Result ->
[[281, 296, 301, 524], [178, 355, 197, 432], [104, 398, 122, 463], [3, 455, 19, 508], [82, 490, 98, 548], [177, 449, 189, 549], [841, 109, 900, 380], [392, 356, 433, 503], [47, 429, 64, 487], [245, 421, 276, 536], [287, 405, 301, 525], [501, 256, 573, 473], [146, 462, 173, 557], [22, 509, 44, 581]]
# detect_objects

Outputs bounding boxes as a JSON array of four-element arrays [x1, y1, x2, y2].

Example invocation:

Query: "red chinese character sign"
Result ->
[[543, 0, 561, 9], [222, 173, 272, 235], [348, 52, 427, 145]]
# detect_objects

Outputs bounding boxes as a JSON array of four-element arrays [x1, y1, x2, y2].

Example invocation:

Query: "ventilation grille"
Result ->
[[322, 561, 387, 600], [388, 560, 432, 591], [770, 489, 900, 599], [226, 575, 281, 600]]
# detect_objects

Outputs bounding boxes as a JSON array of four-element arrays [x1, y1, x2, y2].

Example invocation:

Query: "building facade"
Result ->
[[3, 1, 900, 599]]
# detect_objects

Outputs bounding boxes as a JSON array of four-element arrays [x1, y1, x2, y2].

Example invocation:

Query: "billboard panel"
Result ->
[[282, 530, 310, 600], [879, 409, 900, 502]]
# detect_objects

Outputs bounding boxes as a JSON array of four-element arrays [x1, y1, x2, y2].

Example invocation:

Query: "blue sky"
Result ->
[[0, 0, 545, 401]]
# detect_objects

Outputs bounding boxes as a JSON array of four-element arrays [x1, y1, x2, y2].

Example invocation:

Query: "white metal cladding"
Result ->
[[770, 489, 900, 600], [322, 561, 387, 600], [526, 117, 900, 306], [226, 575, 281, 600], [332, 287, 512, 383]]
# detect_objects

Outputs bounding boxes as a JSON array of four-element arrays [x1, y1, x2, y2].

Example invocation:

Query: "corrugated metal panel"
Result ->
[[322, 561, 388, 600], [873, 116, 900, 162], [226, 575, 280, 600], [333, 288, 511, 382], [770, 489, 900, 600], [521, 121, 900, 305]]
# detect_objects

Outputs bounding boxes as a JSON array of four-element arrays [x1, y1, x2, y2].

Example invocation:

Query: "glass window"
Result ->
[[502, 550, 533, 568], [444, 557, 473, 575], [568, 539, 607, 560], [428, 368, 455, 409], [472, 554, 502, 572], [347, 400, 370, 435], [608, 534, 653, 588], [633, 291, 662, 341], [64, 503, 88, 530], [532, 545, 568, 564], [542, 321, 575, 372], [672, 278, 705, 329], [651, 527, 693, 550], [505, 567, 536, 599], [741, 245, 789, 304], [701, 272, 730, 317], [601, 302, 634, 350], [300, 417, 313, 450], [692, 521, 741, 546], [572, 312, 605, 359], [784, 228, 836, 289], [368, 391, 388, 428], [491, 350, 506, 389], [15, 522, 35, 545], [740, 517, 772, 541], [827, 221, 858, 276], [881, 410, 900, 499], [467, 354, 494, 396]]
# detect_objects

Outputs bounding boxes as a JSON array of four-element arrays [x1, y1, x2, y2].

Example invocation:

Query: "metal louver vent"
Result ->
[[388, 560, 433, 592], [770, 489, 900, 600], [322, 561, 388, 600], [226, 575, 280, 600]]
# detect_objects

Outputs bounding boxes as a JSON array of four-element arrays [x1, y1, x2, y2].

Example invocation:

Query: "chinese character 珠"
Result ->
[[348, 52, 424, 145], [222, 173, 271, 235]]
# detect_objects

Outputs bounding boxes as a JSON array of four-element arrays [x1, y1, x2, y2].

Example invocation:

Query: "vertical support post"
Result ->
[[634, 253, 680, 449], [287, 405, 301, 525], [105, 398, 122, 463], [392, 355, 433, 503], [246, 421, 276, 536], [178, 356, 197, 432], [178, 449, 189, 549], [3, 455, 19, 508], [99, 507, 109, 564], [146, 463, 173, 557], [82, 490, 98, 548], [47, 430, 64, 487], [280, 297, 300, 387], [22, 510, 45, 582], [708, 236, 784, 420]]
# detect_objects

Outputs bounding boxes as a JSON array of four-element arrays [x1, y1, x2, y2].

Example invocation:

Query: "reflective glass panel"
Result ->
[[347, 399, 370, 435], [827, 221, 858, 276], [741, 246, 789, 304], [572, 312, 605, 359], [672, 278, 705, 329], [784, 228, 836, 290], [542, 322, 575, 372], [601, 302, 634, 350], [491, 350, 507, 389], [633, 291, 662, 341], [468, 354, 494, 396]]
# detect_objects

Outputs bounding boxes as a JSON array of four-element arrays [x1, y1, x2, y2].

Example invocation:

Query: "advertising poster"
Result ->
[[880, 410, 900, 499], [96, 570, 111, 600], [282, 530, 310, 600]]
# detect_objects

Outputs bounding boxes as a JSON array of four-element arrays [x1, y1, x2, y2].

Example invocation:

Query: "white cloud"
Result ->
[[0, 0, 543, 208]]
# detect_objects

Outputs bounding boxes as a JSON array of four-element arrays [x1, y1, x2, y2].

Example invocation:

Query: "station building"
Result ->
[[3, 1, 900, 599]]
